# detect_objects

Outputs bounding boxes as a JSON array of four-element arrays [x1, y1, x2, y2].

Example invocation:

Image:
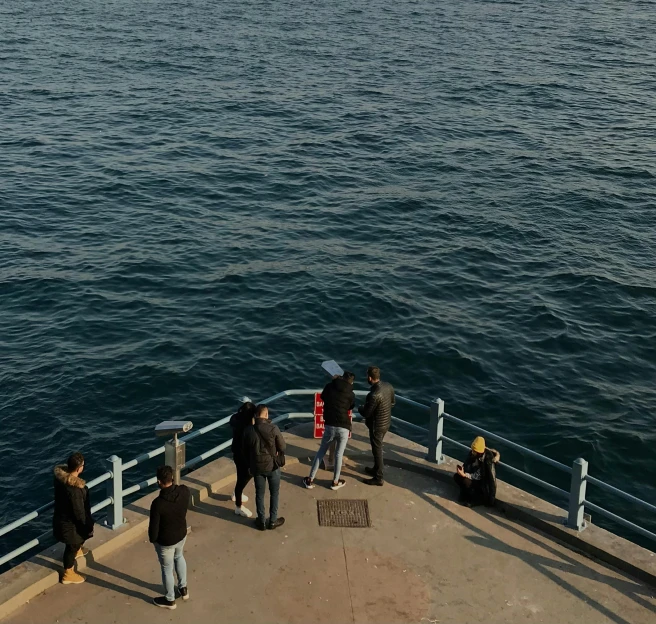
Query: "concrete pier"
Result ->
[[2, 423, 655, 623]]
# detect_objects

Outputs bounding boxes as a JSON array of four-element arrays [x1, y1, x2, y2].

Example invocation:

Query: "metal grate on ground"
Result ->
[[317, 499, 371, 528]]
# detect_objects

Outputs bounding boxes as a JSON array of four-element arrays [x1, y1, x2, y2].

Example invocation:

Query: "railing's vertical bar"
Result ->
[[426, 398, 445, 464], [567, 458, 588, 531], [105, 455, 124, 530]]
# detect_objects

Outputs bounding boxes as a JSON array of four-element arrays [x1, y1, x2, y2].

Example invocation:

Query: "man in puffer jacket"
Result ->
[[454, 436, 501, 506], [358, 366, 395, 486], [53, 452, 94, 585], [243, 404, 286, 531]]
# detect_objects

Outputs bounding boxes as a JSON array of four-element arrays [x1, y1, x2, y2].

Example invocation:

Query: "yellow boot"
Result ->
[[61, 568, 85, 584], [75, 547, 89, 559]]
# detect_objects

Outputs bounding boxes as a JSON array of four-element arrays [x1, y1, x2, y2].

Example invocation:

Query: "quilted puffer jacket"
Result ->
[[358, 381, 395, 431]]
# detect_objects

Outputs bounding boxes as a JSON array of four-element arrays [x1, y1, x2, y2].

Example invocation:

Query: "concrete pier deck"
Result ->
[[3, 423, 656, 624]]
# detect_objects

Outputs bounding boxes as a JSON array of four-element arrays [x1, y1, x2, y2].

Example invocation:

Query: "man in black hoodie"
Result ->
[[303, 371, 355, 491], [243, 404, 286, 531], [149, 465, 190, 610]]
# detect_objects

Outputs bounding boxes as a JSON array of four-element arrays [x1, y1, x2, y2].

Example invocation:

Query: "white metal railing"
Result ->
[[1, 388, 654, 568]]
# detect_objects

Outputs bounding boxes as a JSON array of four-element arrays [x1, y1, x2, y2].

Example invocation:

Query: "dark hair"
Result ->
[[343, 371, 355, 384], [67, 452, 84, 473], [255, 404, 268, 419], [239, 401, 257, 417], [157, 465, 174, 485], [367, 366, 381, 382]]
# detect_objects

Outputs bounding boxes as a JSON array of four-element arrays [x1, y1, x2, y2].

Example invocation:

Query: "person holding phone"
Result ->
[[454, 436, 500, 507]]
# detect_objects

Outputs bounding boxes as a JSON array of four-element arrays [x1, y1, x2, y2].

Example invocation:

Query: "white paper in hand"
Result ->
[[321, 360, 344, 377]]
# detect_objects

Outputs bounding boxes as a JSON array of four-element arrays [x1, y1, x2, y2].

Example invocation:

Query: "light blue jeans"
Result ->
[[155, 537, 187, 602], [310, 425, 350, 483]]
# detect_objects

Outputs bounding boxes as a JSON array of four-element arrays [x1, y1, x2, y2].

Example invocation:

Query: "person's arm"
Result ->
[[320, 382, 331, 402], [68, 488, 88, 536], [275, 427, 286, 454], [148, 500, 160, 544], [349, 391, 355, 412], [83, 488, 94, 536], [391, 387, 396, 408], [359, 392, 377, 420]]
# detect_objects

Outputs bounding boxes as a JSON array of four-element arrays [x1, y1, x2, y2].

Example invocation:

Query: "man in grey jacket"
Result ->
[[358, 366, 395, 486]]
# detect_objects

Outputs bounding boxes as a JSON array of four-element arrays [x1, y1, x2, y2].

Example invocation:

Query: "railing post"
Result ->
[[426, 398, 445, 464], [567, 458, 588, 531], [105, 455, 124, 530]]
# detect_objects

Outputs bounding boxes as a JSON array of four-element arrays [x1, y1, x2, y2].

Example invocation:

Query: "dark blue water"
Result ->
[[1, 0, 655, 550]]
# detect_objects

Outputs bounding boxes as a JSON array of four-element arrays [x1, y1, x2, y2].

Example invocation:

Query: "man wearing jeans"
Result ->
[[243, 404, 287, 531], [149, 465, 190, 610], [303, 371, 355, 490]]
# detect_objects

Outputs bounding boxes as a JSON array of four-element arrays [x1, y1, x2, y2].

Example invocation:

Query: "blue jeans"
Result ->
[[310, 425, 350, 483], [254, 468, 281, 524], [154, 537, 187, 602]]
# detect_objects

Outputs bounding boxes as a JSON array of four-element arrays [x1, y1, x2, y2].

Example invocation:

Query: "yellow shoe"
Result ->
[[75, 547, 89, 559], [61, 568, 85, 584]]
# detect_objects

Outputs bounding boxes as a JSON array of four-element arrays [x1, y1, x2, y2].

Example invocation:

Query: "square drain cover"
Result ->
[[317, 499, 371, 528]]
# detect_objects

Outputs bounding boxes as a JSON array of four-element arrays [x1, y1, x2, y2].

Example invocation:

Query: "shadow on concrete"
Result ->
[[32, 553, 156, 604], [361, 455, 654, 624]]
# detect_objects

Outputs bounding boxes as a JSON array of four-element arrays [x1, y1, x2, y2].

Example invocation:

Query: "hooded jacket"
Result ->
[[321, 377, 356, 431], [52, 465, 94, 545], [463, 448, 500, 506], [230, 403, 256, 464], [243, 419, 286, 475], [358, 381, 395, 431], [148, 484, 190, 546]]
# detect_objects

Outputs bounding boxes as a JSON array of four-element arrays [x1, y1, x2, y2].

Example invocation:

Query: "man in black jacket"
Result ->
[[358, 366, 395, 486], [53, 452, 94, 585], [243, 404, 286, 531], [303, 371, 355, 490], [149, 465, 190, 610]]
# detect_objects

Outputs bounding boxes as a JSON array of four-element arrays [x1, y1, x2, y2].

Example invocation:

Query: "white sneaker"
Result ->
[[331, 479, 346, 491], [235, 506, 253, 518], [232, 492, 248, 503]]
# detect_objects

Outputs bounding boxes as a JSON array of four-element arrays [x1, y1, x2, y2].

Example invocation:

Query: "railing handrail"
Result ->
[[1, 386, 654, 569]]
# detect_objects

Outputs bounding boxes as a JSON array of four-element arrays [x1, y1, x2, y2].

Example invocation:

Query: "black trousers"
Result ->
[[454, 473, 484, 505], [63, 542, 83, 570], [234, 460, 252, 507], [369, 427, 388, 481]]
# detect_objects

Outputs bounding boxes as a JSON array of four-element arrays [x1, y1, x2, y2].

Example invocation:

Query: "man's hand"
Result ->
[[456, 465, 465, 478]]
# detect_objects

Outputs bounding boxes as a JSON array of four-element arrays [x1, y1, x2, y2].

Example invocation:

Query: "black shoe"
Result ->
[[179, 586, 189, 601], [255, 518, 267, 531], [153, 596, 176, 610], [363, 478, 384, 486], [364, 466, 376, 476], [268, 517, 285, 530]]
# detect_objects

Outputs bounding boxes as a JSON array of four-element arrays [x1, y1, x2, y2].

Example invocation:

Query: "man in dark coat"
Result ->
[[230, 400, 256, 518], [149, 465, 191, 610], [243, 404, 286, 531], [303, 371, 355, 490], [358, 366, 395, 486], [454, 436, 500, 507], [53, 452, 94, 584]]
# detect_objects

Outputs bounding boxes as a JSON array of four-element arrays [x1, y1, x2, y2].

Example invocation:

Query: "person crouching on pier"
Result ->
[[454, 436, 500, 507], [303, 371, 355, 491], [230, 400, 257, 518], [243, 404, 286, 531], [53, 452, 94, 585]]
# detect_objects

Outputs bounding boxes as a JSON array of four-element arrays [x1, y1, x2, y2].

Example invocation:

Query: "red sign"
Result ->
[[313, 393, 352, 438]]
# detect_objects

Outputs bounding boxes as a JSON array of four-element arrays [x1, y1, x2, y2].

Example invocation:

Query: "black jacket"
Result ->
[[243, 419, 286, 475], [463, 448, 500, 506], [321, 378, 355, 431], [358, 381, 395, 431], [230, 404, 256, 464], [53, 465, 94, 545], [148, 484, 190, 546]]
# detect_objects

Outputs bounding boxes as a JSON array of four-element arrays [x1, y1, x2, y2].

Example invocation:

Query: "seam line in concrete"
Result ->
[[341, 528, 356, 624]]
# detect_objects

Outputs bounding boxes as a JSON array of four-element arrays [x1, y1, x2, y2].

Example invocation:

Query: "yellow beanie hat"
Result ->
[[471, 436, 485, 454]]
